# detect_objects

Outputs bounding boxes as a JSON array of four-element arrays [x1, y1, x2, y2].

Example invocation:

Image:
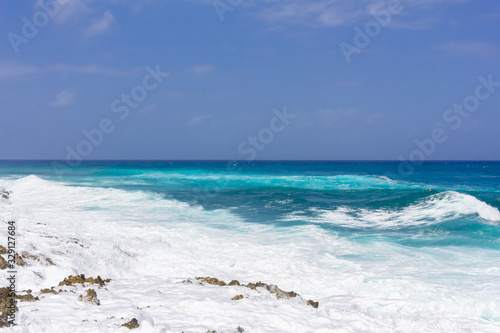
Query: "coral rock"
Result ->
[[40, 288, 58, 295], [0, 287, 17, 327], [122, 318, 140, 329], [78, 289, 100, 306], [59, 274, 110, 287], [195, 277, 227, 286], [307, 299, 319, 308], [14, 254, 26, 267], [0, 256, 8, 270]]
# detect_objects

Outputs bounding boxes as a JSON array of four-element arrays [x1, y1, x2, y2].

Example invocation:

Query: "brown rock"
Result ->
[[59, 274, 86, 286], [85, 275, 110, 287], [59, 274, 110, 287], [0, 256, 8, 270], [0, 287, 17, 327], [307, 299, 319, 308], [16, 290, 39, 302], [195, 277, 226, 286], [14, 253, 26, 266], [265, 284, 298, 299], [192, 276, 318, 308], [40, 288, 58, 295], [0, 246, 7, 255], [21, 251, 55, 266], [122, 318, 140, 329], [78, 289, 100, 306]]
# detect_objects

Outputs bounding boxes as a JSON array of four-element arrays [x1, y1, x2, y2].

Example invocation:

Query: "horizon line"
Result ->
[[0, 159, 499, 162]]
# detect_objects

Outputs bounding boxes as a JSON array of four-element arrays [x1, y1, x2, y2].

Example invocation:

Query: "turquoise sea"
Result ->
[[2, 161, 500, 244], [1, 161, 500, 331]]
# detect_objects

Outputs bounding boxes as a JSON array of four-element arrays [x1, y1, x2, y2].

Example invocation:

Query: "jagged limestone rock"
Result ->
[[14, 253, 26, 266], [195, 277, 227, 286], [0, 256, 8, 270], [194, 276, 319, 308], [40, 288, 58, 295], [122, 318, 140, 329], [0, 190, 10, 200], [21, 251, 55, 266], [0, 287, 16, 327], [78, 289, 100, 306], [307, 299, 319, 308], [59, 274, 110, 287], [16, 290, 39, 302]]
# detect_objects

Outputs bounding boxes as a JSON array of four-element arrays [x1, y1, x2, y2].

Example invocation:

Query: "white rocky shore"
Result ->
[[0, 184, 326, 333]]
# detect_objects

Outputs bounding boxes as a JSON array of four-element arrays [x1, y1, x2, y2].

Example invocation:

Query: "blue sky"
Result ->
[[0, 0, 499, 160]]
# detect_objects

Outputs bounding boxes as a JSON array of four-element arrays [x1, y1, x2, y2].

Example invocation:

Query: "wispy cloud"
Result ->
[[438, 41, 499, 58], [35, 0, 116, 37], [252, 0, 470, 28], [0, 61, 133, 79], [188, 114, 212, 126], [37, 0, 90, 25], [191, 65, 216, 75], [258, 0, 364, 27], [50, 90, 76, 108], [84, 10, 115, 37]]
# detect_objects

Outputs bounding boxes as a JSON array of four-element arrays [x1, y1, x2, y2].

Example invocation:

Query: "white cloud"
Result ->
[[258, 0, 367, 27], [50, 90, 76, 108], [0, 62, 41, 78], [36, 0, 91, 25], [253, 0, 470, 28], [438, 41, 499, 58], [191, 65, 216, 75], [35, 1, 118, 37], [84, 11, 115, 37]]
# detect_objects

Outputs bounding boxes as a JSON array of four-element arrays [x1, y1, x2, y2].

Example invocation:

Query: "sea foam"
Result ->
[[1, 176, 500, 332]]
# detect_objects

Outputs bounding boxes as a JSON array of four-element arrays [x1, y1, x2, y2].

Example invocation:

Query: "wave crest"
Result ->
[[284, 191, 500, 229]]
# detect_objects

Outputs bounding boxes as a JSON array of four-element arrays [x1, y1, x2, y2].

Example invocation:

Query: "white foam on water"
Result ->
[[285, 191, 500, 229], [0, 176, 500, 332]]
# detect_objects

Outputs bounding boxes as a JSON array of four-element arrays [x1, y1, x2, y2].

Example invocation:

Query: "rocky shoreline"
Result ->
[[188, 277, 319, 308], [1, 269, 319, 330], [0, 188, 320, 332], [0, 238, 319, 331]]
